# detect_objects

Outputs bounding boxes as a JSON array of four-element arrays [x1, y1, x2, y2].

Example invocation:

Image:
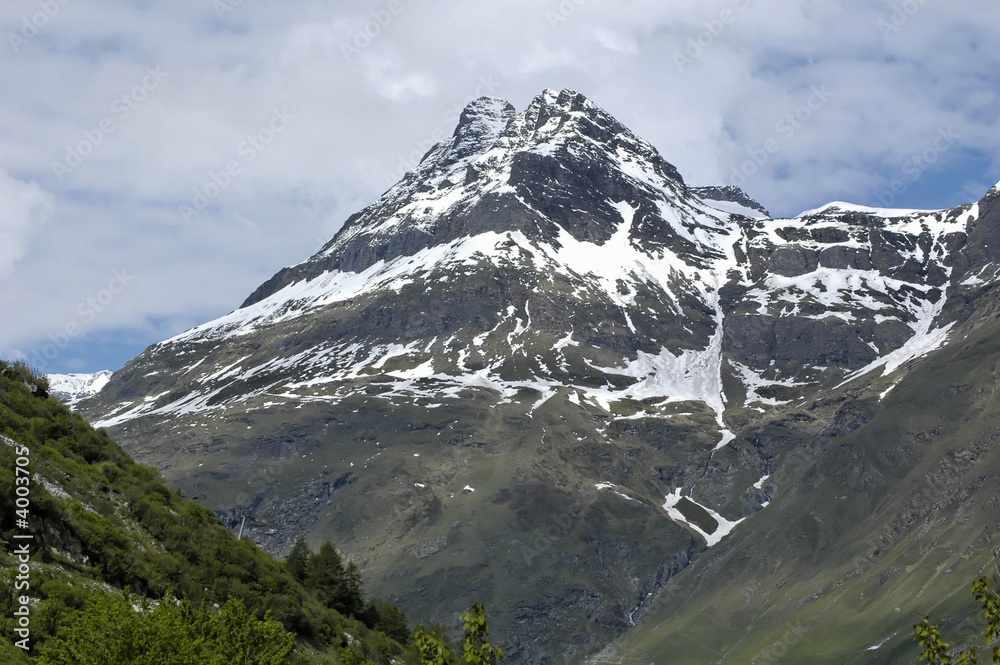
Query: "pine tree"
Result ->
[[304, 542, 365, 617], [285, 536, 312, 583]]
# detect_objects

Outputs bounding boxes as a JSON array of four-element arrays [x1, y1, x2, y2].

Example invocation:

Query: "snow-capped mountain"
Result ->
[[48, 370, 113, 407], [93, 90, 982, 431], [78, 89, 1000, 664]]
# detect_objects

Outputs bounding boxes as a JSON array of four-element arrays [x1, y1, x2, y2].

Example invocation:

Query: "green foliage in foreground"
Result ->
[[0, 362, 49, 395], [915, 572, 1000, 664], [414, 603, 503, 665], [35, 590, 293, 665], [0, 360, 414, 663]]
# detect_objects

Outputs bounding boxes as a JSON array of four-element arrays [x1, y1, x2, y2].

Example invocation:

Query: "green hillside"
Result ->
[[0, 360, 415, 664], [588, 317, 1000, 664]]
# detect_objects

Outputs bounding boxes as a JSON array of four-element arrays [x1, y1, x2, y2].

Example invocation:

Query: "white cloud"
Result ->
[[590, 28, 639, 56], [364, 56, 438, 101], [1, 0, 999, 370], [0, 171, 52, 275]]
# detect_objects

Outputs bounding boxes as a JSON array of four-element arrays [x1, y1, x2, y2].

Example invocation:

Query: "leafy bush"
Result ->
[[414, 603, 502, 665], [915, 568, 1000, 664], [35, 590, 294, 665], [0, 360, 415, 663]]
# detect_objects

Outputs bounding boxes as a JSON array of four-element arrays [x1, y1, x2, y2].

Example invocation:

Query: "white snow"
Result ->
[[388, 359, 435, 380], [163, 231, 534, 345], [796, 201, 943, 218], [529, 387, 556, 413], [554, 332, 578, 350], [701, 198, 768, 220], [594, 482, 635, 501], [878, 381, 899, 400], [732, 362, 804, 406], [584, 327, 734, 449], [662, 488, 745, 547], [47, 370, 113, 406], [838, 281, 954, 385]]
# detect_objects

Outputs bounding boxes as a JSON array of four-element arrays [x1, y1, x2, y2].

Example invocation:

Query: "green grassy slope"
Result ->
[[0, 360, 414, 664], [592, 317, 1000, 665]]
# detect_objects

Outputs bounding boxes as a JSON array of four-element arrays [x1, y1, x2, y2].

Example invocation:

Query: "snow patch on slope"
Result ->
[[47, 370, 113, 407], [663, 488, 745, 547], [839, 277, 954, 385], [797, 202, 945, 218], [703, 198, 768, 220]]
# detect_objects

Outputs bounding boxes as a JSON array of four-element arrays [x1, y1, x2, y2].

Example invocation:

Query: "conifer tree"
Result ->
[[285, 536, 312, 583]]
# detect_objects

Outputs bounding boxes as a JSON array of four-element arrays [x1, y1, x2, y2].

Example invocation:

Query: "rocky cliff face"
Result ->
[[79, 89, 1000, 663]]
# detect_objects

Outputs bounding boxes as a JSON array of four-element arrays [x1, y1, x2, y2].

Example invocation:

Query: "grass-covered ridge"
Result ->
[[592, 315, 1000, 664], [0, 360, 415, 664]]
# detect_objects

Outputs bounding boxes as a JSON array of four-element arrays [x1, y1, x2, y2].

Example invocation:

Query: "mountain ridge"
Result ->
[[241, 88, 693, 307], [47, 370, 113, 408], [76, 88, 1000, 664]]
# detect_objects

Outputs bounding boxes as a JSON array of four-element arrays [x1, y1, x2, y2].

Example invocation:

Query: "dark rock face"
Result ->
[[943, 186, 1000, 288], [723, 315, 880, 372], [818, 245, 872, 270], [768, 245, 820, 276], [78, 90, 1000, 665]]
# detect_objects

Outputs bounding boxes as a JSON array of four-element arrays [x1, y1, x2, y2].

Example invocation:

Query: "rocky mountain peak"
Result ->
[[438, 96, 516, 164], [78, 88, 1000, 665], [517, 88, 599, 131], [241, 89, 696, 307]]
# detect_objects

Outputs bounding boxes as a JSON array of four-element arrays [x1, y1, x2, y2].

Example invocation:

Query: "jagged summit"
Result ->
[[134, 87, 990, 409], [447, 97, 516, 162], [242, 88, 697, 307], [175, 88, 984, 409]]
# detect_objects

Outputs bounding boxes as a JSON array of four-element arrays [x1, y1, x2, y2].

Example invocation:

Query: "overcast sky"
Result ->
[[2, 0, 999, 374]]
